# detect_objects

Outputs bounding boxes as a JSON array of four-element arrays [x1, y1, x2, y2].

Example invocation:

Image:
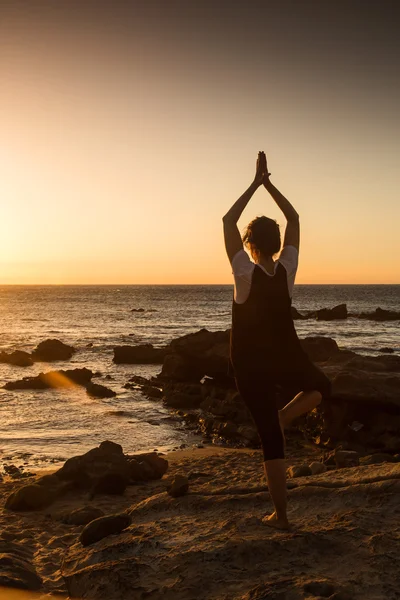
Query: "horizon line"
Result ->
[[0, 282, 399, 287]]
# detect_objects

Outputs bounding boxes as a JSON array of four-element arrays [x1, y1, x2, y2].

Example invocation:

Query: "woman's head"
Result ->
[[242, 216, 281, 262]]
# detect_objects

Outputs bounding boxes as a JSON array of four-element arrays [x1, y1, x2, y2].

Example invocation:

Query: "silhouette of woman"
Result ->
[[223, 151, 331, 529]]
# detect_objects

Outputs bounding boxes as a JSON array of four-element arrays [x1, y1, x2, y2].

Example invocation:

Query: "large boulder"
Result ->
[[56, 443, 168, 490], [0, 350, 33, 367], [56, 440, 130, 489], [300, 336, 340, 362], [5, 483, 59, 511], [4, 367, 93, 390], [169, 328, 230, 357], [357, 307, 400, 321], [31, 339, 76, 361], [113, 344, 168, 364], [160, 354, 204, 382], [316, 304, 348, 320], [85, 382, 116, 398], [160, 329, 231, 381], [127, 452, 168, 481], [79, 513, 132, 547]]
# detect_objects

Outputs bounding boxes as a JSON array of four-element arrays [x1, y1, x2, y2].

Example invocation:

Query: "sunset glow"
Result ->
[[0, 1, 399, 284]]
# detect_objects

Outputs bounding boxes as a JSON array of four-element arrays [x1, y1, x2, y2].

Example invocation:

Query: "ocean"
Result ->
[[0, 284, 399, 469]]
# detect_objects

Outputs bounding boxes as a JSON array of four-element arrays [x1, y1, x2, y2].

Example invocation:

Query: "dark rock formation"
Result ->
[[56, 441, 130, 489], [89, 473, 127, 498], [85, 382, 116, 398], [31, 339, 76, 361], [4, 367, 93, 390], [357, 307, 400, 321], [127, 452, 168, 481], [79, 513, 132, 546], [113, 344, 168, 364], [300, 336, 340, 362], [5, 442, 169, 513], [291, 306, 306, 319], [0, 350, 33, 367], [0, 540, 42, 590], [316, 303, 348, 320], [5, 483, 60, 511]]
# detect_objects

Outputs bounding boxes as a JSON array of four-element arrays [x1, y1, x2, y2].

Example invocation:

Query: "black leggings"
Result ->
[[235, 362, 331, 461]]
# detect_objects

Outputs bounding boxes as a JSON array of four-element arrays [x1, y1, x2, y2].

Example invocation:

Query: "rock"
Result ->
[[62, 506, 105, 526], [237, 425, 260, 445], [300, 336, 340, 362], [345, 354, 400, 372], [31, 339, 76, 361], [291, 306, 305, 319], [160, 328, 231, 381], [85, 382, 116, 398], [0, 350, 33, 367], [163, 391, 203, 409], [309, 461, 328, 475], [99, 441, 123, 454], [287, 465, 312, 478], [90, 473, 127, 497], [131, 308, 145, 312], [142, 385, 163, 399], [160, 353, 204, 382], [56, 441, 130, 488], [0, 540, 42, 590], [5, 484, 59, 511], [79, 513, 132, 547], [334, 450, 360, 468], [214, 421, 239, 439], [316, 304, 348, 320], [129, 375, 151, 385], [360, 453, 396, 466], [113, 344, 167, 364], [168, 474, 189, 497], [4, 367, 93, 390], [331, 371, 400, 407], [127, 452, 168, 481], [358, 307, 400, 321], [379, 347, 395, 353]]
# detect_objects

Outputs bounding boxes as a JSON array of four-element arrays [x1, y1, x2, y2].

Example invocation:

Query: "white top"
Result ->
[[231, 245, 299, 304]]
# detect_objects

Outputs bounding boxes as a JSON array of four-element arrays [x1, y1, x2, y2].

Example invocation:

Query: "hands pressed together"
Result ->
[[253, 151, 271, 187]]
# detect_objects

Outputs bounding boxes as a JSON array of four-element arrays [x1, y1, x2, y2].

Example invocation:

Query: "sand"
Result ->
[[1, 440, 400, 599]]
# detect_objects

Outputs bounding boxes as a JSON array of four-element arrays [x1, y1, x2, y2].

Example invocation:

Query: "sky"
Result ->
[[0, 0, 399, 284]]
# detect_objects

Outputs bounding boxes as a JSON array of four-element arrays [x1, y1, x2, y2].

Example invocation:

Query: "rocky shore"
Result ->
[[1, 305, 400, 598], [115, 326, 400, 458], [1, 441, 400, 599]]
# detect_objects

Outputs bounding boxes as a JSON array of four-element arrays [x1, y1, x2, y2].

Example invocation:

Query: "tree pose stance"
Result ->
[[223, 152, 331, 530]]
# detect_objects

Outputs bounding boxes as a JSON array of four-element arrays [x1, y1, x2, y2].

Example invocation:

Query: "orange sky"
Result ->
[[0, 1, 399, 284]]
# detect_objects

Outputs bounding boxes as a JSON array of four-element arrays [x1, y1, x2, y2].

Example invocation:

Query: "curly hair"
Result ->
[[242, 216, 281, 260]]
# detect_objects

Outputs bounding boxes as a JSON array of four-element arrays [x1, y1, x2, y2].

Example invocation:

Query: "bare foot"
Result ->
[[262, 511, 290, 531]]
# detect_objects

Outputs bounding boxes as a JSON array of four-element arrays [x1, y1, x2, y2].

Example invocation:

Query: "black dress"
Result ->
[[228, 261, 331, 460]]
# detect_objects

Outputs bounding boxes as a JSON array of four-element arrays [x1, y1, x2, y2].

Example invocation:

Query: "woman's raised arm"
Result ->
[[263, 164, 300, 250], [222, 152, 266, 263]]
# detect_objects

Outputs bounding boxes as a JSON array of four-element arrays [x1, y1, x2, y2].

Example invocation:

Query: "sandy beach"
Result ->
[[1, 437, 400, 599]]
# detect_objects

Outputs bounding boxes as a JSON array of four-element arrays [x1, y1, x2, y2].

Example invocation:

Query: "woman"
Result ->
[[222, 151, 331, 530]]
